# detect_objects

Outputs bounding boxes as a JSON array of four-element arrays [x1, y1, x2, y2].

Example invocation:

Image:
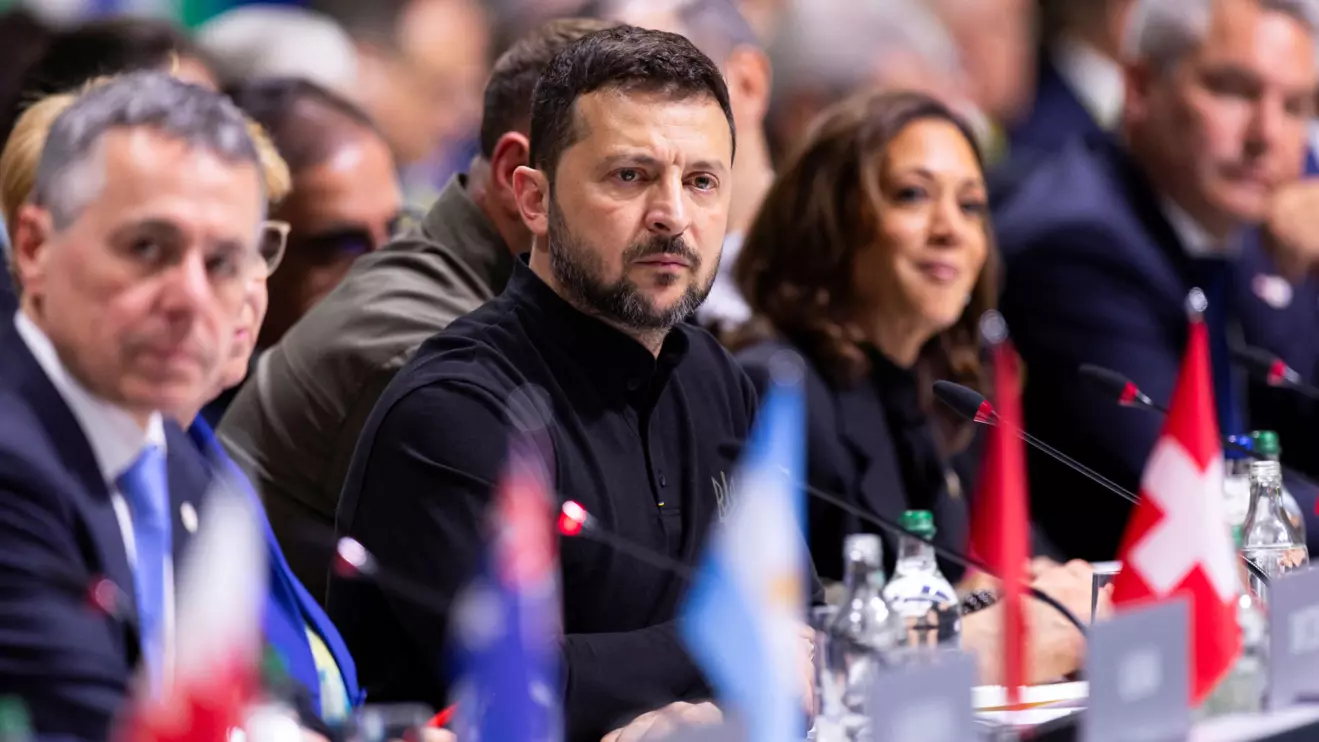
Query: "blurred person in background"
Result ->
[[1010, 0, 1137, 157], [310, 0, 490, 198], [6, 16, 217, 122], [0, 81, 364, 732], [0, 70, 260, 741], [0, 7, 49, 312], [735, 0, 786, 42], [595, 0, 775, 331], [765, 0, 972, 166], [196, 4, 359, 97], [218, 19, 612, 601], [226, 77, 404, 358], [996, 0, 1319, 559], [929, 0, 1038, 159]]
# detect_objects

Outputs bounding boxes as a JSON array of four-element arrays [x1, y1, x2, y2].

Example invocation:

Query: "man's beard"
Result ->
[[547, 200, 716, 331]]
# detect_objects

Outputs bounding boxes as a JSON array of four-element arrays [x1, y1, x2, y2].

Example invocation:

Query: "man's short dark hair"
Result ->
[[227, 76, 381, 175], [480, 17, 617, 159], [529, 24, 735, 181], [6, 17, 209, 139]]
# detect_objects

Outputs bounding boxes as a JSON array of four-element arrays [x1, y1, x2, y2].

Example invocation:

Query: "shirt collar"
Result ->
[[508, 257, 690, 405], [14, 311, 166, 484], [1053, 36, 1125, 130], [1159, 197, 1242, 259], [419, 174, 516, 293]]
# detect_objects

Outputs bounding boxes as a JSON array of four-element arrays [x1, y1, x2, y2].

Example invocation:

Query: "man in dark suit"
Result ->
[[996, 0, 1319, 560], [1009, 0, 1134, 158], [0, 72, 268, 739]]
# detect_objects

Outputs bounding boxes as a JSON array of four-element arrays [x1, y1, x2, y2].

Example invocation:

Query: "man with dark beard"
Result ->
[[328, 25, 782, 742]]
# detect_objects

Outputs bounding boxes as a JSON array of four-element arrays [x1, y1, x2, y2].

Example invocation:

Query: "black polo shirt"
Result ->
[[328, 259, 760, 742]]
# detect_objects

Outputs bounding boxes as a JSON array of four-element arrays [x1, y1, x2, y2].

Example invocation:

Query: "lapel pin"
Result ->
[[1253, 274, 1293, 310], [180, 502, 198, 534]]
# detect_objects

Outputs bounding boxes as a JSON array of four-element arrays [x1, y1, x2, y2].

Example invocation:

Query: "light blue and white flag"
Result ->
[[679, 351, 808, 742]]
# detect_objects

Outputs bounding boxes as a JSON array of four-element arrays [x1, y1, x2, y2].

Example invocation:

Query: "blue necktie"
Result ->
[[118, 445, 171, 692], [1199, 258, 1244, 437]]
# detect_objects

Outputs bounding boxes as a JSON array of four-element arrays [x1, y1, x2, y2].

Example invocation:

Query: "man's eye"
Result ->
[[616, 169, 641, 183], [130, 237, 163, 262], [690, 175, 717, 191]]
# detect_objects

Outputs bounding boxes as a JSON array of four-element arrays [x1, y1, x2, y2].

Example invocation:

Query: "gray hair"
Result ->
[[768, 0, 963, 101], [1124, 0, 1319, 71], [34, 70, 264, 229]]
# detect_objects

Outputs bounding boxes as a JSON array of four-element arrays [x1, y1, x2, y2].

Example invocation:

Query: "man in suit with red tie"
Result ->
[[0, 71, 268, 739]]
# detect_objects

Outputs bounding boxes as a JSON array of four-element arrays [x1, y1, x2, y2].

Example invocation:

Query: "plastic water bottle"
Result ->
[[1250, 430, 1305, 532], [825, 534, 904, 739], [882, 510, 960, 652], [1201, 526, 1267, 717], [1222, 435, 1254, 529], [0, 697, 31, 742], [1242, 458, 1309, 601]]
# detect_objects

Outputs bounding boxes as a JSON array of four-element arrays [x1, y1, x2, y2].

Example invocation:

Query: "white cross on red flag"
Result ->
[[1110, 314, 1242, 705]]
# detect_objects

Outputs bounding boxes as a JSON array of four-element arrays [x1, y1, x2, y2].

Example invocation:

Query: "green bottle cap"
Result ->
[[0, 696, 31, 739], [900, 509, 936, 537], [1231, 525, 1244, 550], [1251, 430, 1281, 459]]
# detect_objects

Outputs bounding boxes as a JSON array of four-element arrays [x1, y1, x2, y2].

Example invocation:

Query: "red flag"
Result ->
[[968, 323, 1030, 705], [1110, 317, 1242, 705]]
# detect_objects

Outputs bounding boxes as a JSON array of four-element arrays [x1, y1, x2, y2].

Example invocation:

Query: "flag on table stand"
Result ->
[[680, 351, 807, 742], [1110, 294, 1241, 705], [450, 434, 562, 742], [967, 312, 1030, 706], [117, 470, 268, 742]]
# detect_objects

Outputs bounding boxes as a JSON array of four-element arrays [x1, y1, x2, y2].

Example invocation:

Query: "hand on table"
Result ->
[[601, 701, 723, 742], [963, 560, 1112, 685]]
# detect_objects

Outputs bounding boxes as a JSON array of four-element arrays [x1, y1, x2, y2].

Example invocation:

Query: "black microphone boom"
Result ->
[[1231, 345, 1319, 401], [795, 477, 1088, 635], [933, 380, 1139, 505]]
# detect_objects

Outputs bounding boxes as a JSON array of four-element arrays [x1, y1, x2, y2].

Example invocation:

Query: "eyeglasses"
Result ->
[[260, 219, 290, 276]]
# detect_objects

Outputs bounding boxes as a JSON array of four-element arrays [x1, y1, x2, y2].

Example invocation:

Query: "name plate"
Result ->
[[1268, 567, 1319, 710], [1083, 598, 1190, 742], [866, 650, 977, 742]]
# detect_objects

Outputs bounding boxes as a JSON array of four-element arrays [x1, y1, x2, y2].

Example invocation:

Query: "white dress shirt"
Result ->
[[696, 231, 752, 332], [14, 311, 175, 685], [1160, 197, 1242, 258], [1053, 36, 1126, 131]]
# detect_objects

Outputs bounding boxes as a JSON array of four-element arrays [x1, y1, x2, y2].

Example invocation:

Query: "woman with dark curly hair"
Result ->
[[730, 88, 1102, 685], [730, 88, 996, 582]]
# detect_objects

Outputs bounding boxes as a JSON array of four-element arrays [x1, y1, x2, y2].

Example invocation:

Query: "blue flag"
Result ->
[[450, 435, 562, 742], [680, 351, 808, 742]]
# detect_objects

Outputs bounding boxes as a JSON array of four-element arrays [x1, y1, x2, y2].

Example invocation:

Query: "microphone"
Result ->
[[1232, 345, 1319, 401], [933, 380, 1139, 505], [1078, 364, 1165, 414], [333, 536, 454, 615], [557, 501, 694, 579], [1079, 364, 1258, 459]]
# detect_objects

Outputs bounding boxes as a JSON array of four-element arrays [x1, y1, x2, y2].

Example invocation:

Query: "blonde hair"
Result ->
[[1, 76, 291, 291]]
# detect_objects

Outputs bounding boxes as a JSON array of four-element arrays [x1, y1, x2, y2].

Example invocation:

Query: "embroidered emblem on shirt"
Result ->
[[712, 472, 735, 523]]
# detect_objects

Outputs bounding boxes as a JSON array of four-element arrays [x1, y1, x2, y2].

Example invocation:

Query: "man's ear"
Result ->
[[12, 203, 53, 299], [489, 131, 532, 217], [724, 45, 773, 124], [1122, 60, 1153, 125], [511, 164, 551, 238]]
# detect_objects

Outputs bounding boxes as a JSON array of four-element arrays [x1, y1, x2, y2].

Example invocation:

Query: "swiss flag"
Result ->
[[1110, 315, 1242, 705], [968, 316, 1030, 704]]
